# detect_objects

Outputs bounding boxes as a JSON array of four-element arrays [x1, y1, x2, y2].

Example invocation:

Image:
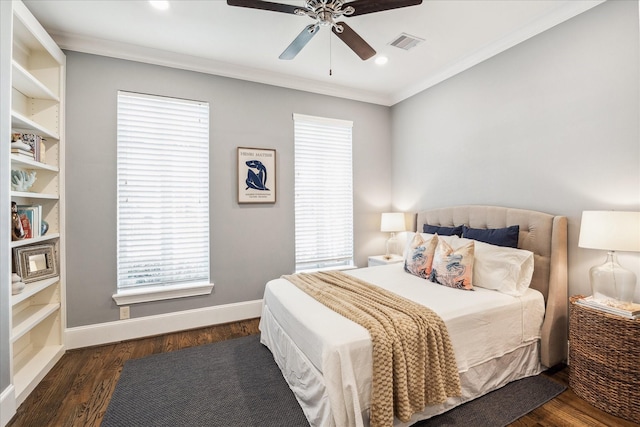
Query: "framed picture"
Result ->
[[237, 147, 276, 204], [13, 243, 58, 284]]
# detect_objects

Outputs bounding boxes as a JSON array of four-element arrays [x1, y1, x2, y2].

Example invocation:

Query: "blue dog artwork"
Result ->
[[245, 160, 269, 191]]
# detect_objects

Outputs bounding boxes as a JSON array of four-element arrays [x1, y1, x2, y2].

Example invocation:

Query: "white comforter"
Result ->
[[260, 264, 545, 427]]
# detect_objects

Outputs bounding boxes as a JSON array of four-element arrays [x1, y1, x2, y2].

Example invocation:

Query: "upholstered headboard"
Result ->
[[415, 205, 568, 368]]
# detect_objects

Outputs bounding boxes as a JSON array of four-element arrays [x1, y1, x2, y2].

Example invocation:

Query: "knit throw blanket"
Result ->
[[283, 271, 461, 427]]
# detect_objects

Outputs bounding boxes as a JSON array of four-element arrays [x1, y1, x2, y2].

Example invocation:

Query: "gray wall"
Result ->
[[62, 0, 640, 328], [65, 52, 391, 327], [391, 0, 640, 300]]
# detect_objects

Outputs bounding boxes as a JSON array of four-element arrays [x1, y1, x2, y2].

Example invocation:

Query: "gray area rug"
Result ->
[[414, 373, 566, 427], [102, 334, 308, 427], [102, 334, 566, 427]]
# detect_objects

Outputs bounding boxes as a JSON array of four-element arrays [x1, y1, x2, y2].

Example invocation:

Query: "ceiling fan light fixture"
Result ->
[[319, 11, 335, 26], [227, 0, 424, 60]]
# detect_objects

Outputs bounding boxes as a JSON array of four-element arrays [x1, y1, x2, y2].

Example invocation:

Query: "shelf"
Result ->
[[11, 302, 60, 343], [13, 344, 65, 405], [6, 1, 66, 414], [11, 233, 60, 249], [11, 190, 58, 200], [12, 60, 59, 101], [11, 110, 59, 140], [10, 154, 59, 172], [11, 277, 59, 306], [12, 1, 65, 66]]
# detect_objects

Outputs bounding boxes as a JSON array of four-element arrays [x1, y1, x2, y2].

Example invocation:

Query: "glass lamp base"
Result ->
[[590, 251, 637, 304], [385, 233, 398, 259]]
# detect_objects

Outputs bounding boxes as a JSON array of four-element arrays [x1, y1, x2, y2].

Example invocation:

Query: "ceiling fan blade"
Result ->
[[346, 0, 423, 16], [332, 22, 376, 60], [279, 24, 320, 60], [226, 0, 301, 14]]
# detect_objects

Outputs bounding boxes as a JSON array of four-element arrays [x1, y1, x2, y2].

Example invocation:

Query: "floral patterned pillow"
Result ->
[[429, 239, 475, 290], [404, 233, 438, 279]]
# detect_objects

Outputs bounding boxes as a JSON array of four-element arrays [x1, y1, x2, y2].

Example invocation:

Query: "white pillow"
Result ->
[[451, 236, 534, 296]]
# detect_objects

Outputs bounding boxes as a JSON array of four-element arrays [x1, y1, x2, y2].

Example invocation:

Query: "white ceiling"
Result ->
[[23, 0, 604, 106]]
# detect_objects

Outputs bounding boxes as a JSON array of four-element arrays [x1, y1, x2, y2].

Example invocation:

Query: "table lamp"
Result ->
[[578, 210, 640, 304], [381, 212, 406, 259]]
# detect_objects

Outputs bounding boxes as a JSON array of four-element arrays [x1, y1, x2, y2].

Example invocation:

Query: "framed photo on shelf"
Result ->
[[237, 147, 276, 204], [13, 243, 58, 283]]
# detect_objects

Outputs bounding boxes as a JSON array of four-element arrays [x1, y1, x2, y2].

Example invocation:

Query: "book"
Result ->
[[34, 138, 41, 162], [21, 133, 42, 162], [11, 147, 33, 154], [576, 296, 640, 319], [18, 212, 32, 239], [39, 140, 46, 163], [11, 148, 34, 159], [11, 153, 33, 159], [17, 205, 41, 239]]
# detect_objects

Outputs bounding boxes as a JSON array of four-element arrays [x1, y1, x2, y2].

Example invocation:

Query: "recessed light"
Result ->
[[149, 1, 170, 10], [375, 56, 388, 66]]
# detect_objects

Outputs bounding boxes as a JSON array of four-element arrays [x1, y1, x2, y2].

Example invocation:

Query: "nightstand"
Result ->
[[569, 296, 640, 423], [368, 255, 404, 267]]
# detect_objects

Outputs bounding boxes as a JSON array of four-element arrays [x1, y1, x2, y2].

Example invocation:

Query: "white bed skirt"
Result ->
[[260, 303, 543, 427]]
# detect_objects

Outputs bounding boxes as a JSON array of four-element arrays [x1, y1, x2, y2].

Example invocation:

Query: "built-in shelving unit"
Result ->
[[7, 0, 66, 408]]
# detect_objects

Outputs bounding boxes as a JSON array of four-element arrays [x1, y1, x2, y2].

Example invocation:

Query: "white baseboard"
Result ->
[[65, 300, 263, 350], [0, 385, 16, 427]]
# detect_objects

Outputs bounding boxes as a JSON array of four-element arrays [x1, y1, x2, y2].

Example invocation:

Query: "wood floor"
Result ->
[[7, 318, 639, 427]]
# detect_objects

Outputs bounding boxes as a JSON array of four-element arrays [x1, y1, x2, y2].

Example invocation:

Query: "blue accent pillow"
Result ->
[[462, 225, 519, 248], [423, 224, 463, 237]]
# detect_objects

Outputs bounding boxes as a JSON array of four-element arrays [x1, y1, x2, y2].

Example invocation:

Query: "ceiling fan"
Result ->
[[227, 0, 423, 61]]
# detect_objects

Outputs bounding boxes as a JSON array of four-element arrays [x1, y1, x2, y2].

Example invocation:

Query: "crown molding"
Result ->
[[50, 0, 604, 107], [50, 31, 393, 106]]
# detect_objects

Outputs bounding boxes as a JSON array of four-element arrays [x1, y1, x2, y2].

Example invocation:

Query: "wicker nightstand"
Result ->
[[569, 296, 640, 423]]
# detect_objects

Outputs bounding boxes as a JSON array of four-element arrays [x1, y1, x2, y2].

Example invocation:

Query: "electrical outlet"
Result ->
[[120, 306, 130, 320]]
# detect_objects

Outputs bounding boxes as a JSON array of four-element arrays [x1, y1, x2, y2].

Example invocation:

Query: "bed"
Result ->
[[260, 205, 568, 427]]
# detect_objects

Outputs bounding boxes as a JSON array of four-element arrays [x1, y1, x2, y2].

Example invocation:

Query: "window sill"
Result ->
[[295, 264, 357, 274], [112, 282, 214, 305]]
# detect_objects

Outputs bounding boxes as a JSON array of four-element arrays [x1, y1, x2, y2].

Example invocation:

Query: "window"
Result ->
[[294, 113, 354, 272], [114, 91, 211, 304]]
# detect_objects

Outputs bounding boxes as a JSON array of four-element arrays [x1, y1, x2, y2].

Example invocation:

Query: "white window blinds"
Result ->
[[294, 113, 354, 272], [117, 91, 210, 290]]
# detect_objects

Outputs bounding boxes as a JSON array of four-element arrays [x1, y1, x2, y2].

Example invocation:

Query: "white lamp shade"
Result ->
[[381, 212, 406, 232], [578, 211, 640, 252]]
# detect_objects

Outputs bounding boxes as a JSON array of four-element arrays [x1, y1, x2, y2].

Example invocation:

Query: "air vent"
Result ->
[[389, 33, 424, 51]]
